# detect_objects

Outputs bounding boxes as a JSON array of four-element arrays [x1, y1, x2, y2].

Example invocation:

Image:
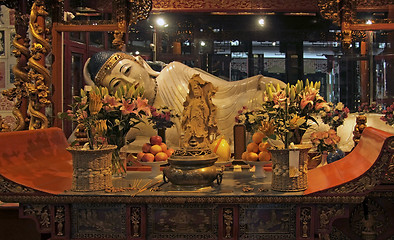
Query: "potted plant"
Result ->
[[258, 79, 330, 191]]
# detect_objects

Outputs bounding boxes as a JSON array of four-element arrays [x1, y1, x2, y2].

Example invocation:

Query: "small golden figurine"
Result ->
[[353, 114, 367, 147]]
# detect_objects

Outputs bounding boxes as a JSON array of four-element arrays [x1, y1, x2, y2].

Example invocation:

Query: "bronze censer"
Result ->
[[163, 74, 222, 188], [163, 148, 222, 187]]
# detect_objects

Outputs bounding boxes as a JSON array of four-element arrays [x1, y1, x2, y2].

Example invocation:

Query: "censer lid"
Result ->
[[168, 148, 218, 165]]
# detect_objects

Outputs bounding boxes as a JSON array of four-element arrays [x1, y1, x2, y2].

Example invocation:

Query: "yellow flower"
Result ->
[[89, 92, 103, 115], [259, 120, 276, 137], [95, 120, 107, 136], [289, 115, 306, 129]]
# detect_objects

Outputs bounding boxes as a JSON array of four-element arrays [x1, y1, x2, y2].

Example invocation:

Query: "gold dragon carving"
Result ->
[[26, 0, 51, 129], [112, 0, 153, 51]]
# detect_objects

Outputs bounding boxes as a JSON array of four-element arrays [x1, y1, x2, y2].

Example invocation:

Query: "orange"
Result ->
[[258, 150, 272, 161], [246, 152, 259, 161], [241, 151, 248, 160], [246, 142, 259, 153], [258, 141, 271, 152], [252, 131, 266, 144]]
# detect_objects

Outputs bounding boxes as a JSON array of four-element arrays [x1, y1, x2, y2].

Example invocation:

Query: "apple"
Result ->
[[141, 153, 155, 162], [150, 135, 162, 145], [150, 145, 163, 155], [155, 152, 168, 162], [136, 152, 145, 161], [142, 143, 152, 153]]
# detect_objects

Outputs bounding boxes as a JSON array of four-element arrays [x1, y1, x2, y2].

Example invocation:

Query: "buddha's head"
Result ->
[[83, 51, 160, 104]]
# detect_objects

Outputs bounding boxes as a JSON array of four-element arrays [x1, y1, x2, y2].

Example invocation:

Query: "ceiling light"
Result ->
[[258, 18, 265, 26]]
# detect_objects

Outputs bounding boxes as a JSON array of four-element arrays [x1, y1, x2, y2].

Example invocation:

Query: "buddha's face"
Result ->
[[101, 58, 156, 103]]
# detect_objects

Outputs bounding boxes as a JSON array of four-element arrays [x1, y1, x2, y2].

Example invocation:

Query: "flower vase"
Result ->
[[107, 135, 127, 178], [245, 131, 253, 144], [312, 152, 328, 168], [270, 145, 311, 192], [327, 148, 345, 164], [112, 148, 127, 178], [290, 128, 306, 145], [66, 145, 117, 191], [157, 128, 166, 143], [308, 152, 327, 169]]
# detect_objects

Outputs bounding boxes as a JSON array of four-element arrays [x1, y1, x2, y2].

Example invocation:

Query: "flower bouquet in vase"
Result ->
[[97, 85, 151, 177], [309, 129, 341, 168], [259, 80, 329, 191], [60, 84, 151, 179], [58, 86, 116, 191], [235, 106, 266, 142], [320, 102, 350, 131], [148, 106, 180, 143]]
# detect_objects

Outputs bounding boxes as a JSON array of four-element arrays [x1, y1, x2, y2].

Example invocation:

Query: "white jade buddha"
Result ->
[[83, 51, 286, 149]]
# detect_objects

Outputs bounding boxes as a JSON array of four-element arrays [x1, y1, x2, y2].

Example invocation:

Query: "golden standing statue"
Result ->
[[181, 74, 218, 149]]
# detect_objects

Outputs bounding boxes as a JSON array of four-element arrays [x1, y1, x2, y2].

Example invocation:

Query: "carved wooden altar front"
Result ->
[[0, 169, 393, 240]]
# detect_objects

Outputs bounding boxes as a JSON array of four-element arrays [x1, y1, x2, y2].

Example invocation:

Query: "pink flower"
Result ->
[[272, 91, 287, 107], [81, 96, 87, 106], [120, 99, 136, 115], [300, 93, 315, 110], [328, 129, 337, 138], [77, 110, 88, 121], [132, 97, 151, 115], [103, 95, 122, 110], [324, 138, 334, 146], [67, 110, 74, 117], [164, 112, 171, 121], [315, 101, 329, 111], [312, 139, 320, 145]]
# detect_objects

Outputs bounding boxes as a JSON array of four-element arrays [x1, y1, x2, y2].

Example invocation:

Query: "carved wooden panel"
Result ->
[[71, 203, 126, 239], [152, 0, 319, 12], [147, 204, 218, 239], [239, 203, 296, 240]]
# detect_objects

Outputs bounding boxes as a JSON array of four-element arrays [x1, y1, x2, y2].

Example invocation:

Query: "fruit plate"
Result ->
[[243, 160, 271, 178], [138, 161, 168, 178]]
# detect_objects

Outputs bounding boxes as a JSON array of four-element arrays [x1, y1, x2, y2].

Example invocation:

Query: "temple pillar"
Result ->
[[281, 41, 304, 84]]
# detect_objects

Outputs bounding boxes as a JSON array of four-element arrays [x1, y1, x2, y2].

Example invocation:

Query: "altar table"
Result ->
[[0, 169, 393, 240], [0, 127, 393, 240]]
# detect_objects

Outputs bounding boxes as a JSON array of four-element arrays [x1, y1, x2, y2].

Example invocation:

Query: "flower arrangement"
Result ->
[[235, 106, 266, 133], [310, 129, 341, 153], [148, 106, 180, 130], [357, 102, 382, 113], [59, 84, 151, 174], [381, 102, 394, 126], [259, 79, 329, 149], [320, 102, 350, 130]]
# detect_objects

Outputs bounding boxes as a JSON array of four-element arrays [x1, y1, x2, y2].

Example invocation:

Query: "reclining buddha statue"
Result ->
[[83, 51, 286, 149]]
